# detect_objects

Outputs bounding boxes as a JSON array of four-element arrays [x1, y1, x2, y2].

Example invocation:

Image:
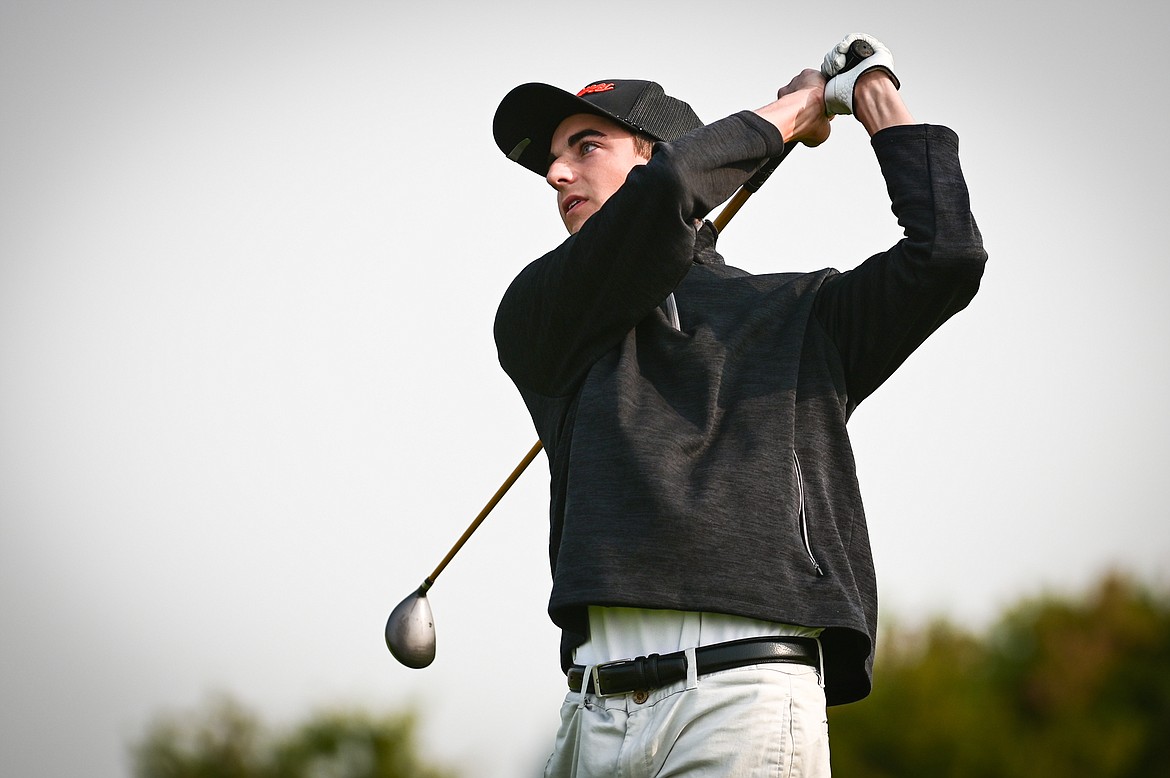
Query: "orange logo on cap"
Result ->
[[577, 83, 615, 97]]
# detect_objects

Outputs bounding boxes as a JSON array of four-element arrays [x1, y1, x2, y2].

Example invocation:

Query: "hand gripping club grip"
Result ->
[[751, 38, 875, 185]]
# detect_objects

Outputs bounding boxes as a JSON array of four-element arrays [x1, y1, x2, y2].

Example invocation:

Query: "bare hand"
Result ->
[[755, 69, 832, 147]]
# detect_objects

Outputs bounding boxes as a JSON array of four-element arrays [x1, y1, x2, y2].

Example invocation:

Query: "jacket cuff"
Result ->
[[734, 109, 789, 157]]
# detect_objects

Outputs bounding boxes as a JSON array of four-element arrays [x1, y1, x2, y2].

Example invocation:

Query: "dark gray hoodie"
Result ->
[[494, 111, 986, 706]]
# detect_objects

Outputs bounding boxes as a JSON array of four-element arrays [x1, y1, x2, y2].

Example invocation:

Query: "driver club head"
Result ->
[[385, 586, 436, 668]]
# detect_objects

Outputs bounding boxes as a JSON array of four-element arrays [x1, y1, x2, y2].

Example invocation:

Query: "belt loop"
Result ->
[[684, 647, 698, 690], [814, 636, 826, 690], [578, 663, 594, 708]]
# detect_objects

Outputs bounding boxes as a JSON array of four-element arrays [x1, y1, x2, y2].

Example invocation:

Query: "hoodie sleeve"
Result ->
[[813, 124, 987, 410], [494, 110, 786, 399]]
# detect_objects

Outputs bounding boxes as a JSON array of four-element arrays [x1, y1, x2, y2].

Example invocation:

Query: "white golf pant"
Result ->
[[543, 659, 831, 777]]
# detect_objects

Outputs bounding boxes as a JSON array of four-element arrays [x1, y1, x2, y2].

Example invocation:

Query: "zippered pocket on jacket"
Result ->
[[792, 449, 825, 577]]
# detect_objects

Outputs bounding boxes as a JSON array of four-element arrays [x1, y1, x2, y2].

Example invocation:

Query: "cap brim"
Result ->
[[492, 82, 638, 176]]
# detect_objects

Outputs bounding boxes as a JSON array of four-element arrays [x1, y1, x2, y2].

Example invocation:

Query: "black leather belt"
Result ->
[[566, 636, 820, 696]]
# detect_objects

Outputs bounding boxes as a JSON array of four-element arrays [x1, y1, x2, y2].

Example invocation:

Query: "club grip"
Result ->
[[743, 142, 795, 193], [841, 39, 875, 72]]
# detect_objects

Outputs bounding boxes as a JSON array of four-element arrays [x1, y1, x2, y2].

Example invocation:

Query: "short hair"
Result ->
[[633, 133, 655, 160]]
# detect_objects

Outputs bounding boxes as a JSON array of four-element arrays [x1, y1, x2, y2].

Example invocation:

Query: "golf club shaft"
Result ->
[[422, 156, 790, 584], [425, 439, 544, 585], [712, 142, 796, 232]]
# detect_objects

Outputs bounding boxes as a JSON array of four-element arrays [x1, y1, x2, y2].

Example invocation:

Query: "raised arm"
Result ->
[[812, 33, 987, 407], [495, 111, 787, 398]]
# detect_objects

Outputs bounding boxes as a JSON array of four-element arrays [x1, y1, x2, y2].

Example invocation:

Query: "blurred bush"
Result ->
[[829, 571, 1170, 777], [131, 694, 455, 778]]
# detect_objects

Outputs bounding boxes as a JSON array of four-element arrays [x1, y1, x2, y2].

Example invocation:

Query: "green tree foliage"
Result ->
[[829, 572, 1170, 777], [131, 694, 456, 778]]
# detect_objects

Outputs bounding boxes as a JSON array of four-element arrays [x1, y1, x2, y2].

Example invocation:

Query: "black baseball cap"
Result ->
[[493, 79, 703, 176]]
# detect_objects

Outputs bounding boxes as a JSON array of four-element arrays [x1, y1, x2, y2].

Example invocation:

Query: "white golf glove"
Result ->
[[821, 33, 900, 116]]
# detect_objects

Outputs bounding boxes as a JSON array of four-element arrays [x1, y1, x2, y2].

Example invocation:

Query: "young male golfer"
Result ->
[[491, 33, 986, 776]]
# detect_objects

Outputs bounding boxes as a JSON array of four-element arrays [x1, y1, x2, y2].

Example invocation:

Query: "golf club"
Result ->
[[385, 440, 543, 668], [383, 153, 780, 668], [386, 39, 876, 668]]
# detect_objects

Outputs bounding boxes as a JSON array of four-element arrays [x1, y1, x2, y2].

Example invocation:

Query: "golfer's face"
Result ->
[[547, 113, 648, 234]]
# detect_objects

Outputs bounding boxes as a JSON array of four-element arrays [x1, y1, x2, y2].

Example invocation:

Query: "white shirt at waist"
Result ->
[[573, 606, 824, 666]]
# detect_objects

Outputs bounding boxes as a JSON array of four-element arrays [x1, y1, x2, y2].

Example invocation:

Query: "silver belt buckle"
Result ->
[[590, 659, 631, 697]]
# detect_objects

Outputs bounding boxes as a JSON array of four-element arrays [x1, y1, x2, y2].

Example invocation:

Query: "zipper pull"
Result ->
[[792, 449, 825, 577]]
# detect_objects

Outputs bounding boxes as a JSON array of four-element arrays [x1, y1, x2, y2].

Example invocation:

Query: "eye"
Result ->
[[579, 140, 599, 156]]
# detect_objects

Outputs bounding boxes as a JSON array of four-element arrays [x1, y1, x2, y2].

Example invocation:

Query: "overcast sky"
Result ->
[[3, 2, 1168, 776]]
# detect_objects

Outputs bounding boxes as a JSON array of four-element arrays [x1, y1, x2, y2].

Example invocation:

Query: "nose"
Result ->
[[546, 157, 574, 188]]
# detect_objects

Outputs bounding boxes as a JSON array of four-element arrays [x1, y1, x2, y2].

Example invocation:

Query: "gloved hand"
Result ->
[[821, 33, 900, 116]]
